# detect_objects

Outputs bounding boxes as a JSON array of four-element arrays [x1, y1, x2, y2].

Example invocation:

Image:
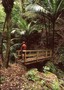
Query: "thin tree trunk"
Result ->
[[44, 16, 48, 48], [52, 22, 55, 54], [48, 19, 50, 36]]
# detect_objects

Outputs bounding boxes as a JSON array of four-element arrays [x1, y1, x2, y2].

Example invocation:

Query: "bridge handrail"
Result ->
[[16, 49, 52, 63]]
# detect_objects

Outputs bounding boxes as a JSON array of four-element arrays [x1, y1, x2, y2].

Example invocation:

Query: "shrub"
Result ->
[[52, 80, 60, 90], [0, 76, 5, 84], [26, 69, 40, 81], [43, 61, 57, 73]]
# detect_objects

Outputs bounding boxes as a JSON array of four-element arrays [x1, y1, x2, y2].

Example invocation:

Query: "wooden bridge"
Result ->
[[16, 49, 52, 65]]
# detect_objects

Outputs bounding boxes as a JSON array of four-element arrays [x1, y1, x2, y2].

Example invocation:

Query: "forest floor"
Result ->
[[0, 59, 27, 90], [0, 59, 64, 90]]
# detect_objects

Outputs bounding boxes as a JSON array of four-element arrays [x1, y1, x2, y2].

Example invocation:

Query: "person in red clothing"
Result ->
[[21, 41, 27, 60], [21, 41, 27, 50]]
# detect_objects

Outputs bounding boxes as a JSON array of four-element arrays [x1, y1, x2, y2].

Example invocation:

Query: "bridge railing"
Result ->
[[16, 49, 52, 64]]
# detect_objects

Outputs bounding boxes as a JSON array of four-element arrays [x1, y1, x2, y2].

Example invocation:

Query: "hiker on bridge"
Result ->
[[21, 41, 27, 60]]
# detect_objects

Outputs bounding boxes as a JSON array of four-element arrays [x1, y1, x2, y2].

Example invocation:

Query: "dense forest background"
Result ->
[[0, 0, 64, 90]]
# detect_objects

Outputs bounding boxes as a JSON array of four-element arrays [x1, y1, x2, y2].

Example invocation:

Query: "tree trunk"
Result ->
[[2, 0, 14, 68], [44, 16, 48, 48], [4, 35, 11, 68], [1, 16, 7, 62], [4, 14, 11, 68]]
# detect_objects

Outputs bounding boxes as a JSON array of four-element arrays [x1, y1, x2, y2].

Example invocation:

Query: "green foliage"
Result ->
[[59, 47, 64, 54], [12, 2, 20, 24], [0, 4, 5, 32], [43, 66, 50, 73], [12, 2, 32, 34], [0, 76, 5, 84], [10, 43, 19, 62], [43, 62, 64, 79], [52, 80, 60, 90], [26, 0, 64, 19], [41, 0, 64, 14], [43, 61, 57, 73], [59, 79, 64, 87], [56, 68, 64, 79], [59, 47, 64, 65], [18, 18, 31, 32], [59, 54, 64, 65], [26, 69, 40, 81], [2, 42, 19, 62], [0, 5, 5, 22]]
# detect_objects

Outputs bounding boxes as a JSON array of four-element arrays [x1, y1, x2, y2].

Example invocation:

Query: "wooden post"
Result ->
[[17, 50, 21, 56], [36, 51, 39, 61], [24, 51, 26, 63], [16, 50, 21, 62], [46, 50, 48, 58], [50, 50, 52, 57]]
